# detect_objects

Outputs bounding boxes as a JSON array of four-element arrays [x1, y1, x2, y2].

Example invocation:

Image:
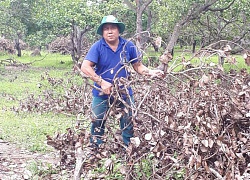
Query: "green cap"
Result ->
[[97, 15, 125, 35]]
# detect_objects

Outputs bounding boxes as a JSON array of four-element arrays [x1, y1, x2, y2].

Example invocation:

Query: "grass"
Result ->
[[0, 111, 74, 152], [27, 160, 59, 178], [145, 48, 250, 73], [0, 51, 73, 68], [0, 51, 76, 152]]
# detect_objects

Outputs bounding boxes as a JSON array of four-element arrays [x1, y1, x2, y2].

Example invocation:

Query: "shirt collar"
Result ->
[[101, 37, 125, 51]]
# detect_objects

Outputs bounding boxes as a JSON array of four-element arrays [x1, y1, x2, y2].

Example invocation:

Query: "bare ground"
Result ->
[[0, 139, 73, 180]]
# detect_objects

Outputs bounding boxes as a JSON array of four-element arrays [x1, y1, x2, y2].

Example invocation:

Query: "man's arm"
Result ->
[[132, 61, 150, 75], [81, 60, 112, 94], [132, 61, 164, 77], [81, 60, 101, 84]]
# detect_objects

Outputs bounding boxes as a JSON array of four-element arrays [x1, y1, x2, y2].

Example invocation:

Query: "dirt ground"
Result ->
[[0, 139, 73, 180]]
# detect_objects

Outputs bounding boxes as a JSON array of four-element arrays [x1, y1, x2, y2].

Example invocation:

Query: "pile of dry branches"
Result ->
[[48, 36, 72, 54], [128, 67, 250, 179], [48, 36, 90, 56], [15, 42, 250, 179], [17, 65, 249, 179], [0, 37, 15, 54]]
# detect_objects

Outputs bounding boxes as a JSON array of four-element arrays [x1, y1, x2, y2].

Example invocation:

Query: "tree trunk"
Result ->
[[160, 0, 232, 73], [16, 41, 21, 57], [192, 40, 196, 53], [165, 23, 181, 54], [15, 31, 22, 57], [71, 21, 90, 64], [135, 10, 143, 50], [124, 0, 153, 50]]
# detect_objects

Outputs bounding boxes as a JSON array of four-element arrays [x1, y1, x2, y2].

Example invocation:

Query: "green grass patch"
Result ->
[[0, 111, 73, 152], [27, 160, 59, 178], [0, 51, 73, 68], [0, 52, 77, 152], [144, 49, 250, 73]]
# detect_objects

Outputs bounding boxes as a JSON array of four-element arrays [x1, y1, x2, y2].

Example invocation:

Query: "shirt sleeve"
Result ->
[[84, 41, 100, 64], [126, 41, 141, 64]]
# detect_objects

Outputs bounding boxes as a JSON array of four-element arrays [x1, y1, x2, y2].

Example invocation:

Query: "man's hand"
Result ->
[[133, 61, 164, 78], [100, 79, 113, 95], [147, 69, 164, 78]]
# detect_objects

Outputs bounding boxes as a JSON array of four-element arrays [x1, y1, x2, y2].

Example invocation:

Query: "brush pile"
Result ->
[[17, 50, 250, 179], [0, 37, 15, 54], [48, 36, 90, 56]]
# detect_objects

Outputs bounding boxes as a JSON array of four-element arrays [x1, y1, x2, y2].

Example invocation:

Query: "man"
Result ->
[[81, 15, 163, 147]]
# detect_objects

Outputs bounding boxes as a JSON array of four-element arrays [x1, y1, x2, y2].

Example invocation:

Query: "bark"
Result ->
[[15, 31, 22, 57], [165, 23, 181, 54], [192, 40, 196, 53], [143, 8, 153, 49], [71, 21, 90, 63], [74, 141, 84, 180], [135, 0, 153, 50], [124, 0, 153, 50]]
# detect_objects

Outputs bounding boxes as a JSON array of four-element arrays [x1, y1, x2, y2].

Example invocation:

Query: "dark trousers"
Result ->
[[90, 95, 134, 146]]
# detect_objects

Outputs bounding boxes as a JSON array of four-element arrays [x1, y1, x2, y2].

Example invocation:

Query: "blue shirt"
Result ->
[[85, 37, 139, 98]]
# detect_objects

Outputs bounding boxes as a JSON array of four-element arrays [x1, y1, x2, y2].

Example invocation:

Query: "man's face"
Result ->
[[102, 23, 119, 44]]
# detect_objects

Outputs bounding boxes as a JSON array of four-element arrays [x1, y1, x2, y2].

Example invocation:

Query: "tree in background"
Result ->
[[0, 0, 250, 57], [124, 0, 153, 50], [0, 0, 29, 56]]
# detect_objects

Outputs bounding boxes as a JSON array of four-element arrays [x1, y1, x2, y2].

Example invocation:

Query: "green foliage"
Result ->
[[1, 0, 250, 49], [134, 156, 153, 179], [149, 0, 195, 37], [27, 160, 58, 178], [0, 3, 26, 39], [172, 168, 185, 179], [93, 0, 136, 37], [90, 154, 127, 179]]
